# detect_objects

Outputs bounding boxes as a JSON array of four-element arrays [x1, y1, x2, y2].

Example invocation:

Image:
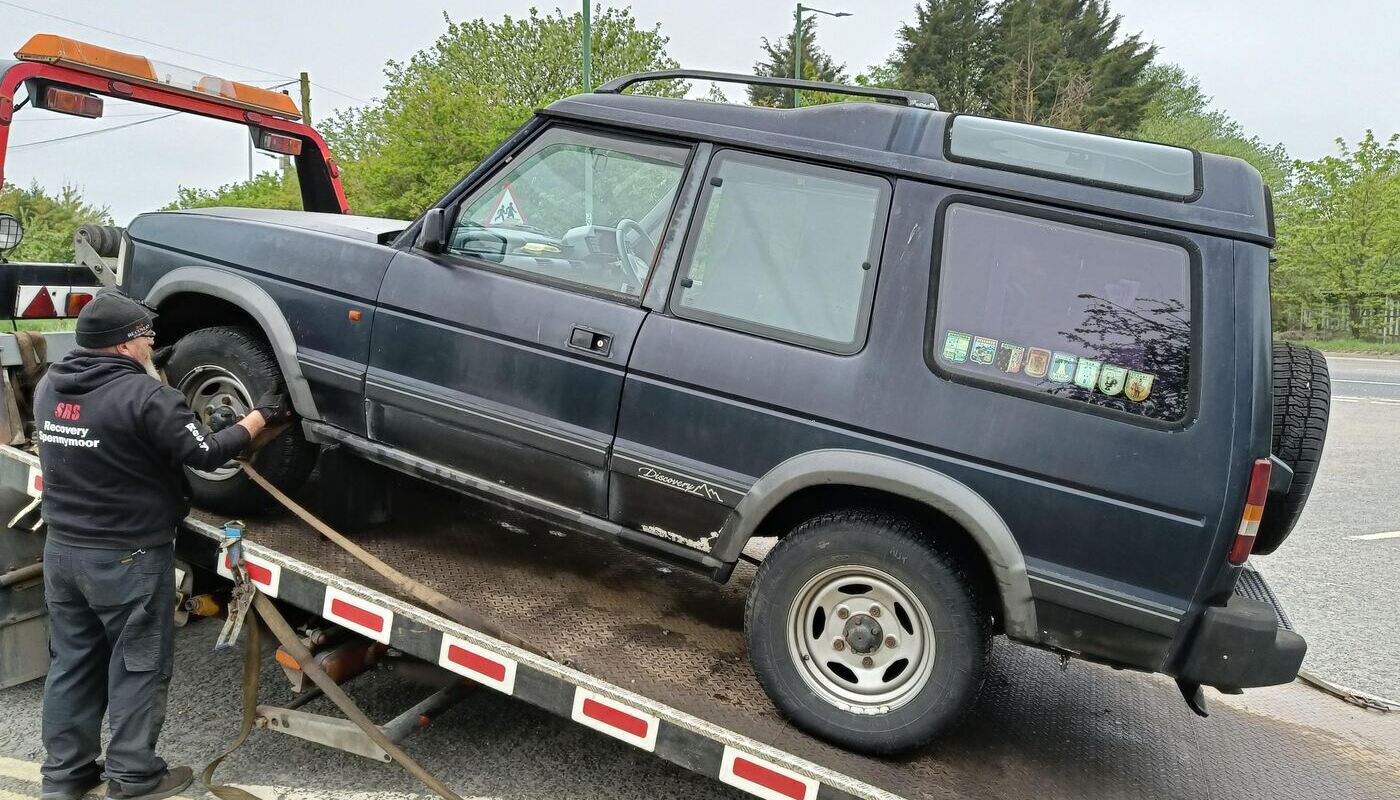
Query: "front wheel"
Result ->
[[744, 510, 990, 755], [164, 325, 318, 513]]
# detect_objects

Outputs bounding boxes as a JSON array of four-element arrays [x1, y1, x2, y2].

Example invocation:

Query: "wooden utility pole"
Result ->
[[299, 72, 312, 126]]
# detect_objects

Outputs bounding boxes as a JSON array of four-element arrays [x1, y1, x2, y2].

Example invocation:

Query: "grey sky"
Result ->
[[2, 0, 1397, 224]]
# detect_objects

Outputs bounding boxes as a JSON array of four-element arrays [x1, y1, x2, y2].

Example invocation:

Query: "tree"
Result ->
[[164, 169, 303, 212], [322, 6, 686, 218], [749, 16, 849, 107], [0, 181, 110, 263], [890, 0, 994, 114], [1134, 64, 1290, 190], [1272, 131, 1400, 338], [987, 0, 1156, 133]]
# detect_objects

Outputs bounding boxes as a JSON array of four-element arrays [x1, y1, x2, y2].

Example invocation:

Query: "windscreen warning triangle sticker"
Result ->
[[487, 183, 527, 226]]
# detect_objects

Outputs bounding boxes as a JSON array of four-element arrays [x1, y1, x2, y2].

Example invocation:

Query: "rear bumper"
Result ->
[[1176, 566, 1306, 689]]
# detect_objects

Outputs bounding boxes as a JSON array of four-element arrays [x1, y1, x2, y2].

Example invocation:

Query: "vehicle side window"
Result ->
[[672, 150, 890, 353], [930, 203, 1193, 422], [449, 127, 689, 297]]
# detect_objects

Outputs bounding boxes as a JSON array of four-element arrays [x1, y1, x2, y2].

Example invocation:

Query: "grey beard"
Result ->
[[143, 359, 161, 380]]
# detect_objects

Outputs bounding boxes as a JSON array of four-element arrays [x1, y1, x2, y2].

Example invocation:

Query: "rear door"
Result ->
[[367, 126, 691, 515]]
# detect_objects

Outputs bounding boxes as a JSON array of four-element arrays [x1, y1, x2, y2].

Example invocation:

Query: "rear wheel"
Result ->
[[164, 326, 317, 513], [745, 510, 990, 755], [1256, 343, 1331, 555]]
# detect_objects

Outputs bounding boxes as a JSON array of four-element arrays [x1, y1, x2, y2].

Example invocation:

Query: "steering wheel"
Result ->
[[614, 219, 653, 287]]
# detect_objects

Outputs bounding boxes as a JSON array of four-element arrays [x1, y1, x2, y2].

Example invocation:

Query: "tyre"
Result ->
[[1255, 343, 1330, 555], [744, 510, 990, 755], [163, 326, 318, 514]]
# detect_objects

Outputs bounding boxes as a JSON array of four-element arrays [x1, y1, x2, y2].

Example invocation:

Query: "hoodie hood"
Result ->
[[46, 350, 149, 397]]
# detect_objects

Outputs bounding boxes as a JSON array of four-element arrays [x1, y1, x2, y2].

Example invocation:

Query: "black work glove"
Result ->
[[254, 392, 295, 425], [152, 345, 177, 372]]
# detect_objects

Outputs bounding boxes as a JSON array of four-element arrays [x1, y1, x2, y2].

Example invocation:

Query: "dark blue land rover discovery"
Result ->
[[120, 71, 1329, 755]]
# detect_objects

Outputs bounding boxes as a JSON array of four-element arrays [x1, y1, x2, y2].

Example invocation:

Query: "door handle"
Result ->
[[568, 326, 612, 356]]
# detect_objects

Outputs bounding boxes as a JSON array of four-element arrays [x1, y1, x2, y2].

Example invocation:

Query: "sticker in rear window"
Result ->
[[970, 336, 998, 365], [1073, 358, 1102, 390], [942, 331, 972, 363], [1098, 365, 1127, 396], [1125, 370, 1155, 402], [1024, 348, 1051, 378], [995, 343, 1025, 374], [1049, 352, 1077, 384]]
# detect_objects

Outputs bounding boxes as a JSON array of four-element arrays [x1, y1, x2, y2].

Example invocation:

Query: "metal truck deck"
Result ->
[[3, 446, 1395, 800], [154, 476, 1400, 800]]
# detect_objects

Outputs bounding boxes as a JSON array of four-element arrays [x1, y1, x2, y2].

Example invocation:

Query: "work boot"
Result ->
[[39, 775, 104, 800], [105, 766, 192, 800]]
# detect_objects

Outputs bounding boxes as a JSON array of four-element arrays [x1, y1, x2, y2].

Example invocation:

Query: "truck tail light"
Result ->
[[66, 291, 94, 316], [258, 131, 302, 156], [1229, 458, 1272, 565], [42, 86, 104, 119]]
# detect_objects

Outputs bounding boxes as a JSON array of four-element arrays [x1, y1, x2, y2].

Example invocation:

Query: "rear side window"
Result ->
[[930, 203, 1193, 423], [672, 150, 890, 353], [947, 115, 1198, 199]]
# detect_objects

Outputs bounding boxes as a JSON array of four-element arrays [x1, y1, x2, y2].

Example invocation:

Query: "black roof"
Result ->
[[541, 91, 1272, 246]]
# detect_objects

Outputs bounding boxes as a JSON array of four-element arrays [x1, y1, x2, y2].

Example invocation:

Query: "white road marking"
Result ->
[[1349, 531, 1400, 541], [0, 755, 496, 800], [1334, 395, 1400, 405], [1326, 355, 1400, 364], [1333, 378, 1400, 387]]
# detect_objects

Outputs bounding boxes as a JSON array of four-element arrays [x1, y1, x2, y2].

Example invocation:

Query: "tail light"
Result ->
[[1229, 458, 1273, 564], [65, 291, 94, 317], [258, 131, 303, 156]]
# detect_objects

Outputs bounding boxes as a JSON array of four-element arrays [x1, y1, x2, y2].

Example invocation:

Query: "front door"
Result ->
[[367, 125, 691, 515]]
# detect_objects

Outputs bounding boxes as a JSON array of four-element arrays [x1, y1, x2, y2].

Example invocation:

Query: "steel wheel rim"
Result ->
[[176, 365, 251, 481], [786, 564, 936, 712]]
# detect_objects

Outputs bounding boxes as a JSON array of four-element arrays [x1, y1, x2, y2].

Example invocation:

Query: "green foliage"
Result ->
[[1272, 131, 1400, 337], [1134, 64, 1290, 190], [890, 0, 994, 113], [887, 0, 1155, 133], [163, 169, 303, 212], [750, 16, 849, 107], [0, 181, 111, 263], [322, 6, 686, 218]]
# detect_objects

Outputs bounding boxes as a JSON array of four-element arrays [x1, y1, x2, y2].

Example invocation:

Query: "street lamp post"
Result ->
[[792, 3, 851, 108]]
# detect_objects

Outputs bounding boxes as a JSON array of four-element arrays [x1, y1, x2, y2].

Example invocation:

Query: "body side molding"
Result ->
[[145, 266, 321, 421], [714, 449, 1038, 643]]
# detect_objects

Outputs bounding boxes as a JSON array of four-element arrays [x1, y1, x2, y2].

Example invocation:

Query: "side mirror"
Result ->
[[415, 208, 446, 254]]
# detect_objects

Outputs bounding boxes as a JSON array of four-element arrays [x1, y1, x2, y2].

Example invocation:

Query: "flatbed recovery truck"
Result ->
[[0, 33, 1396, 800]]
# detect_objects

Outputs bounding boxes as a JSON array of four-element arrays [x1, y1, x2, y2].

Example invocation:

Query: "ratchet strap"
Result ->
[[238, 457, 547, 658]]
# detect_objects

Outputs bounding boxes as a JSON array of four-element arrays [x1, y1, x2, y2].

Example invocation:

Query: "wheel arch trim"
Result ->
[[716, 449, 1038, 642], [145, 266, 320, 421]]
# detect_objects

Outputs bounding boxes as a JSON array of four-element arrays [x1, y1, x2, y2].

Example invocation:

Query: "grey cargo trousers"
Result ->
[[41, 539, 175, 796]]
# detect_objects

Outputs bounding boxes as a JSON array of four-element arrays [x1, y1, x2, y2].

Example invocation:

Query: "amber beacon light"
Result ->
[[14, 34, 302, 120]]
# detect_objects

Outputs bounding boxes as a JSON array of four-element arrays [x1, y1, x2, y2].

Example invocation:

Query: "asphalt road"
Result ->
[[1261, 354, 1400, 701], [0, 353, 1394, 799]]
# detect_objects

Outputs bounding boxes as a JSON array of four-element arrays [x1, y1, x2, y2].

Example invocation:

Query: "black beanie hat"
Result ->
[[75, 289, 156, 349]]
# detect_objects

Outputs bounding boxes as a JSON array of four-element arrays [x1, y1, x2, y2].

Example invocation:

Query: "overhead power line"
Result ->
[[11, 111, 171, 123], [0, 0, 370, 106], [10, 112, 179, 150]]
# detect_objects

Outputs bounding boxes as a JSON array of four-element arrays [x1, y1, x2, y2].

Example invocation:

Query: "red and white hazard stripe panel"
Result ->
[[720, 746, 820, 800], [570, 687, 660, 752], [437, 633, 517, 695], [321, 585, 393, 644], [14, 285, 95, 319], [215, 550, 282, 598]]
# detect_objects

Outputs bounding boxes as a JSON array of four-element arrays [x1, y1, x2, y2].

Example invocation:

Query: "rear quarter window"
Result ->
[[928, 202, 1194, 423]]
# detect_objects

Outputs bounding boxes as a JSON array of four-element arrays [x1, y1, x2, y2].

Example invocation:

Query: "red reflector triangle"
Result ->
[[22, 288, 57, 318]]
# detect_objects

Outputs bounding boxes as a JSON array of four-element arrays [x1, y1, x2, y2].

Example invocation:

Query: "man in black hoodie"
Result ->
[[33, 290, 290, 800]]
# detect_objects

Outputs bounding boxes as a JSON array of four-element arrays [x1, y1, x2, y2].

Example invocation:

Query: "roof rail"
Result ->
[[594, 70, 940, 110]]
